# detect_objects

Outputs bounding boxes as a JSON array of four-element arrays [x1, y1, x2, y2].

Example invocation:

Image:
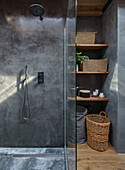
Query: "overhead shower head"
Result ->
[[29, 4, 44, 17]]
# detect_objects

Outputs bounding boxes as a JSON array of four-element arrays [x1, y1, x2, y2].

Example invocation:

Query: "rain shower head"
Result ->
[[29, 4, 44, 17]]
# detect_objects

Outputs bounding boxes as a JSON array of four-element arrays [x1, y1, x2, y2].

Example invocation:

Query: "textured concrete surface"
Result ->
[[0, 147, 76, 170], [0, 148, 65, 170], [102, 0, 118, 151], [102, 0, 125, 153], [117, 0, 125, 153], [0, 0, 77, 168], [0, 0, 65, 147]]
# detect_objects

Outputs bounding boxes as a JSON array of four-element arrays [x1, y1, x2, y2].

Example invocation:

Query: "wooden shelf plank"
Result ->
[[77, 44, 109, 50], [77, 71, 109, 74], [70, 71, 109, 74], [68, 96, 109, 102], [68, 44, 109, 50], [77, 96, 109, 102]]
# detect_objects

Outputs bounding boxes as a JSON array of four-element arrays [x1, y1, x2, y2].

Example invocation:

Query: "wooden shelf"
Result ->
[[68, 96, 109, 102], [77, 96, 109, 102], [77, 44, 109, 50], [70, 71, 109, 74], [68, 44, 109, 50], [77, 71, 109, 74]]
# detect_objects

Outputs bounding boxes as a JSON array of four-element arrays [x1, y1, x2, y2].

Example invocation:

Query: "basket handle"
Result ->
[[99, 111, 107, 118]]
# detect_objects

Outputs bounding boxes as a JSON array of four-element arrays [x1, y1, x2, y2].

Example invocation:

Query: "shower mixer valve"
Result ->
[[38, 72, 44, 84]]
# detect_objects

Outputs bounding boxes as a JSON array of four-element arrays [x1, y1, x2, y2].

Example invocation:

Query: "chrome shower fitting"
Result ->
[[15, 65, 30, 120], [21, 65, 30, 120]]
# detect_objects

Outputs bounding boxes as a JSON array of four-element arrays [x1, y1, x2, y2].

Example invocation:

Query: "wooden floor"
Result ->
[[77, 143, 125, 170]]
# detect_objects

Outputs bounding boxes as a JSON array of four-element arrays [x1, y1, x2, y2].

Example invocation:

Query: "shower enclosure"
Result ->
[[0, 0, 76, 169]]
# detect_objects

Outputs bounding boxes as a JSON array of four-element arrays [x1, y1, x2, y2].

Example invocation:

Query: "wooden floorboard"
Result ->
[[77, 143, 125, 170], [119, 155, 125, 163]]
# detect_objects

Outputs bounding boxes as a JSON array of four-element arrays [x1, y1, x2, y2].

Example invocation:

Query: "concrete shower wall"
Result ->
[[102, 0, 125, 153], [102, 0, 118, 151], [117, 0, 125, 153], [0, 0, 65, 147]]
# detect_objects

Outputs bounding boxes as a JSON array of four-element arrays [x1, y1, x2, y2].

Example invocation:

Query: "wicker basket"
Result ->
[[81, 59, 109, 72], [77, 32, 97, 44], [86, 111, 110, 152], [70, 32, 97, 44]]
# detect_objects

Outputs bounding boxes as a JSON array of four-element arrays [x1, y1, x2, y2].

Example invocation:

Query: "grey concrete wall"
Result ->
[[102, 0, 125, 153], [102, 0, 118, 151], [117, 0, 125, 153], [0, 0, 65, 147]]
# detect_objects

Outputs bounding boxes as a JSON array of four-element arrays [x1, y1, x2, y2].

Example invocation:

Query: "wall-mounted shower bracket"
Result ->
[[15, 76, 29, 87], [15, 65, 29, 87]]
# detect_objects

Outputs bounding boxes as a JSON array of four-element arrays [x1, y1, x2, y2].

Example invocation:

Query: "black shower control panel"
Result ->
[[38, 72, 44, 84]]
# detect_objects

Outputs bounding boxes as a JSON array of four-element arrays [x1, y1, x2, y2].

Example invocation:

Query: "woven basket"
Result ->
[[77, 32, 96, 44], [86, 111, 110, 152], [81, 59, 109, 72], [70, 32, 97, 44]]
